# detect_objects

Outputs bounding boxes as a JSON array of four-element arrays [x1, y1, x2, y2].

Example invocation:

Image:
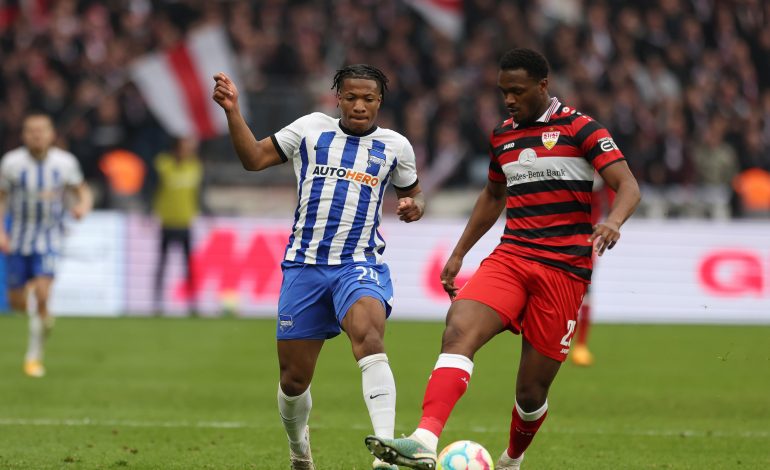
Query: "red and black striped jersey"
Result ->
[[487, 98, 625, 282]]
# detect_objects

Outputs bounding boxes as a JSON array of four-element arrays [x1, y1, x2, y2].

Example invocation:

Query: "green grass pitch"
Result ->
[[0, 315, 768, 469]]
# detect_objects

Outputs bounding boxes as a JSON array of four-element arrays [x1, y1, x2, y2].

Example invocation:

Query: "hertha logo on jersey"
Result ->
[[541, 130, 560, 150]]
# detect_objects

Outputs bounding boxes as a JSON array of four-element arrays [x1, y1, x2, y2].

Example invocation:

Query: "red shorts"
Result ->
[[454, 247, 588, 362]]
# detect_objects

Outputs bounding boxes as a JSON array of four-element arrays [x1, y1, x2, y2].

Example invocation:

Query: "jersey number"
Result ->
[[560, 320, 577, 347], [356, 266, 380, 285]]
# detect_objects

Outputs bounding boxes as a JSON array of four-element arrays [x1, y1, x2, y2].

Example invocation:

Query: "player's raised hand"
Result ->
[[396, 197, 424, 223], [588, 220, 621, 256], [440, 254, 463, 299], [212, 72, 239, 112]]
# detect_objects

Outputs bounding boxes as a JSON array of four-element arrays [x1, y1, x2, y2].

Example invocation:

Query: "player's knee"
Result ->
[[279, 374, 311, 396], [515, 384, 549, 412], [441, 323, 476, 356]]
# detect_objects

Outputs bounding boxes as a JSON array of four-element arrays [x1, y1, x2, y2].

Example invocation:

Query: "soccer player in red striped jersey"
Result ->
[[366, 48, 640, 470]]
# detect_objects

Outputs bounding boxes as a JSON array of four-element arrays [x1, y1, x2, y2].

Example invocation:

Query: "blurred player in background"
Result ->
[[152, 136, 205, 317], [0, 113, 92, 378], [213, 65, 424, 470], [571, 174, 616, 367], [365, 48, 640, 470]]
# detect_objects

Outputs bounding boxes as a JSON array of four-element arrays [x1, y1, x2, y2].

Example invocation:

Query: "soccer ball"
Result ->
[[436, 440, 494, 470]]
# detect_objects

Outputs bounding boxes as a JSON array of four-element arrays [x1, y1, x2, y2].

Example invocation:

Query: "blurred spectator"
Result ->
[[98, 149, 146, 211], [733, 167, 770, 217], [0, 0, 767, 218], [152, 136, 206, 316]]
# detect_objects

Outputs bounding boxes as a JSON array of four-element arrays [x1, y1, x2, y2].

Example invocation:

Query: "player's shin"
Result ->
[[359, 353, 397, 439], [277, 383, 313, 455], [414, 353, 474, 452], [25, 311, 44, 363], [506, 400, 548, 459]]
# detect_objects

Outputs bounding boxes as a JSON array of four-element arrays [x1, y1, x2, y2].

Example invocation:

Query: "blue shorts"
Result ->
[[6, 253, 57, 289], [276, 260, 394, 340]]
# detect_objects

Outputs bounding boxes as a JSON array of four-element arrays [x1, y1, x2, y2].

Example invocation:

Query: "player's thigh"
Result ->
[[6, 254, 31, 292], [276, 261, 339, 340], [340, 296, 387, 344], [451, 250, 529, 346], [522, 265, 587, 363], [333, 261, 393, 328]]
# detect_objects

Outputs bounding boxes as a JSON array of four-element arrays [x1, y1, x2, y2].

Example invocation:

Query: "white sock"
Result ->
[[358, 353, 396, 439], [411, 428, 439, 453], [25, 313, 44, 362], [515, 399, 548, 421], [277, 384, 312, 454]]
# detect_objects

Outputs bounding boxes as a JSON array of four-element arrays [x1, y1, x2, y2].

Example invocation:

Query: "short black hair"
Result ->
[[499, 48, 550, 80], [332, 64, 389, 101]]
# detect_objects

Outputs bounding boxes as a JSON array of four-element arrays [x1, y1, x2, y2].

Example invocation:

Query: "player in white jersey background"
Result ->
[[0, 113, 93, 378], [213, 64, 424, 470]]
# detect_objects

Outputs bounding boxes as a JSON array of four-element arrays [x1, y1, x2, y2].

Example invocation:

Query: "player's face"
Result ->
[[497, 69, 549, 125], [337, 78, 382, 134], [22, 115, 56, 155]]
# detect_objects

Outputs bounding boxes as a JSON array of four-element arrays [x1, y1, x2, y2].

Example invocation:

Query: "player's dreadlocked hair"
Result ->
[[499, 48, 550, 80], [332, 64, 389, 101]]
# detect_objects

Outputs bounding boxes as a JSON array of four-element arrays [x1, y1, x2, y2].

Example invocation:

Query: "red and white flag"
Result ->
[[404, 0, 463, 41], [131, 26, 244, 140]]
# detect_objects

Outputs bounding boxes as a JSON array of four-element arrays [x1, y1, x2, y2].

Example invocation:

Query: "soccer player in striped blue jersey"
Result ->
[[0, 113, 93, 378], [213, 65, 424, 470]]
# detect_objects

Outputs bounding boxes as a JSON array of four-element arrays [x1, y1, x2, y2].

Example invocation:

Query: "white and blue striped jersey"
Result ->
[[272, 112, 418, 265], [0, 147, 84, 255]]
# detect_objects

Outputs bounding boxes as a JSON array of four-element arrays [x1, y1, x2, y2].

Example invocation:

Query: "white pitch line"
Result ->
[[0, 418, 768, 439]]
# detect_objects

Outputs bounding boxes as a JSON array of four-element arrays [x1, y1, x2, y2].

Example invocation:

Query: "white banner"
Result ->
[[50, 212, 125, 316], [44, 213, 770, 324], [591, 220, 770, 324]]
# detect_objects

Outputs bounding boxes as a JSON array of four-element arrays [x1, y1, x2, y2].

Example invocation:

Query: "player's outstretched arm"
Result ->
[[395, 184, 425, 223], [589, 161, 640, 256], [212, 72, 283, 171], [441, 180, 506, 297]]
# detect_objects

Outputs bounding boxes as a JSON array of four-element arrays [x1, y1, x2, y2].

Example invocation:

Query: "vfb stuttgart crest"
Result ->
[[541, 130, 560, 150]]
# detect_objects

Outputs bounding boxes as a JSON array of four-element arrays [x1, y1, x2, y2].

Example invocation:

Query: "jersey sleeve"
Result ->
[[391, 137, 419, 190], [487, 143, 506, 183], [271, 113, 315, 162], [573, 116, 625, 172], [63, 153, 85, 186]]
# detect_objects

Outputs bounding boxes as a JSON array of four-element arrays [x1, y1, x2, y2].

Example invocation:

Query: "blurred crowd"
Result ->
[[1, 0, 769, 217]]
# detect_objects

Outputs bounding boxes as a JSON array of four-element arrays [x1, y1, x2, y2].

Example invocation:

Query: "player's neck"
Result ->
[[338, 121, 378, 137], [27, 148, 49, 160]]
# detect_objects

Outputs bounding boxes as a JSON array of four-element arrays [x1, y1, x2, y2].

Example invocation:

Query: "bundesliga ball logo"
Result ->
[[437, 440, 494, 470]]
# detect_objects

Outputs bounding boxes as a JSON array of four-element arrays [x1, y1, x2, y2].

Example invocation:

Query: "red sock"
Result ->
[[576, 303, 591, 345], [507, 405, 548, 459], [417, 367, 471, 437]]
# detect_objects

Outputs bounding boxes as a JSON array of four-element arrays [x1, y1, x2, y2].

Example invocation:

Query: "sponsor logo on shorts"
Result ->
[[279, 314, 293, 331], [560, 348, 570, 355]]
